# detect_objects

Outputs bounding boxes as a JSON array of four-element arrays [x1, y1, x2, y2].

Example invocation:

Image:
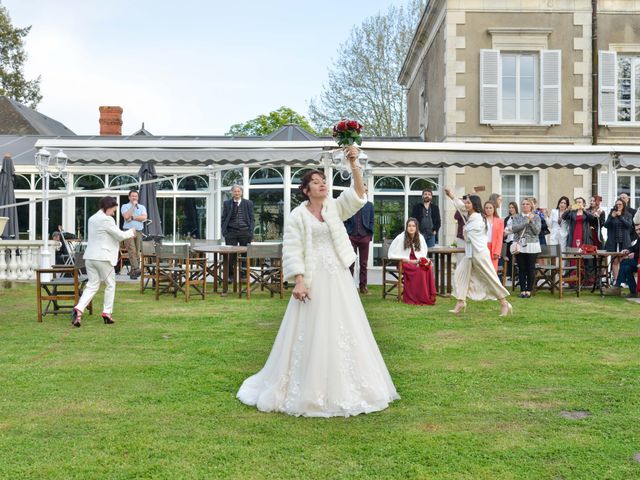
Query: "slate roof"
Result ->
[[0, 96, 75, 136]]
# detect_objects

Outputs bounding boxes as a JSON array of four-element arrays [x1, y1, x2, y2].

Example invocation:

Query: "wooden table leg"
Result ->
[[222, 254, 229, 296], [445, 253, 452, 295], [439, 254, 445, 296]]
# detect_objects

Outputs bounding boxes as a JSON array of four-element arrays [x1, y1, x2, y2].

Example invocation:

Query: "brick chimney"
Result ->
[[99, 106, 123, 135]]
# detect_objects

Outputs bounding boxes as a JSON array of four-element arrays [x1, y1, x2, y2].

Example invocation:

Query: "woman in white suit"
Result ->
[[71, 196, 135, 327]]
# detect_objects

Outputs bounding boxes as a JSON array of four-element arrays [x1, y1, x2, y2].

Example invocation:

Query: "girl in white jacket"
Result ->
[[388, 218, 436, 305]]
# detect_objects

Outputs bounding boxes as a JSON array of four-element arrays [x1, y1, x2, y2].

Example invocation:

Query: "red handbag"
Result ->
[[581, 244, 597, 254]]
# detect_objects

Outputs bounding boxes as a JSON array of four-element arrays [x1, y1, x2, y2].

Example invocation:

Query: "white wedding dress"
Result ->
[[237, 209, 399, 417]]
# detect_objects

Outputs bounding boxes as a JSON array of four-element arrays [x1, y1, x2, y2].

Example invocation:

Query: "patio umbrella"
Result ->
[[0, 154, 18, 239], [138, 160, 163, 238]]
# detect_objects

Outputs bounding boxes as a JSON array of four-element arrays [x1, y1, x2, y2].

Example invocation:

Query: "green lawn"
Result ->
[[1, 283, 639, 479]]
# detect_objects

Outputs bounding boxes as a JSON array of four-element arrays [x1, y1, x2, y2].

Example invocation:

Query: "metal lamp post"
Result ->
[[35, 148, 68, 273]]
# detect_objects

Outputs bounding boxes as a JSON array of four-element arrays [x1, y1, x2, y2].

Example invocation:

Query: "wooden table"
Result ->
[[428, 246, 464, 296], [561, 252, 584, 297], [191, 245, 247, 295], [592, 250, 629, 295]]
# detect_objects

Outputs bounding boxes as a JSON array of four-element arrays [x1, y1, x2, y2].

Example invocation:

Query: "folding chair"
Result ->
[[237, 244, 283, 299], [533, 244, 561, 296], [140, 240, 157, 293], [380, 240, 403, 301], [496, 243, 510, 286], [154, 244, 205, 302], [36, 252, 92, 322], [190, 238, 222, 291]]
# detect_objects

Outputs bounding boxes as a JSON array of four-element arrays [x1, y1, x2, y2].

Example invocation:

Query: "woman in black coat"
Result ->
[[604, 198, 634, 282]]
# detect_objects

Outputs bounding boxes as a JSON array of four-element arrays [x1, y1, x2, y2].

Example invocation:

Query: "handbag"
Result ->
[[540, 217, 551, 237], [510, 241, 521, 255]]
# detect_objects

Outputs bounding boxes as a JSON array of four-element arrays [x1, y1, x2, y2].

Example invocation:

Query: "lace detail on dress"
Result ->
[[308, 212, 341, 276]]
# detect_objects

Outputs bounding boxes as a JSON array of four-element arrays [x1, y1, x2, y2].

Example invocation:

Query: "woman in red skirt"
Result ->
[[388, 218, 436, 305]]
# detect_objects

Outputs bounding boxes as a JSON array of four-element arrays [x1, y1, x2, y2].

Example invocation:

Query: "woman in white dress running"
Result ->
[[237, 146, 399, 417]]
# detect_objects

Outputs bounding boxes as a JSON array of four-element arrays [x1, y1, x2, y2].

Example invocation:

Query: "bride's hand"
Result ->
[[345, 145, 359, 164], [292, 278, 310, 303]]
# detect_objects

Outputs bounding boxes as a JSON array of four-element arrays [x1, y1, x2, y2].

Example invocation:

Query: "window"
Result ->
[[617, 175, 640, 209], [600, 51, 640, 124], [500, 172, 536, 217], [480, 49, 560, 125], [109, 175, 137, 190], [501, 53, 537, 122]]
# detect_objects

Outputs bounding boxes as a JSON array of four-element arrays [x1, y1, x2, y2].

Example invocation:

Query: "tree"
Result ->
[[226, 106, 318, 136], [308, 1, 425, 137], [0, 6, 42, 108]]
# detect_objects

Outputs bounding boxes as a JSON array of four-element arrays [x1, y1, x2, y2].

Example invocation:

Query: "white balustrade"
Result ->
[[0, 240, 61, 283]]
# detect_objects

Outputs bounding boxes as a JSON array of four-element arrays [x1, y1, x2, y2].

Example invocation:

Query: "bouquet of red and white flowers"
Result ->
[[332, 119, 363, 147], [418, 257, 432, 271]]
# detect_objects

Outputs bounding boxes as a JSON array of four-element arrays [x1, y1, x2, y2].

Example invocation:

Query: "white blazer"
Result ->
[[83, 210, 135, 266], [388, 232, 429, 261]]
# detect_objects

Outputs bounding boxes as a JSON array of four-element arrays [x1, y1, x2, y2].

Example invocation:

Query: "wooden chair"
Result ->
[[140, 240, 157, 293], [154, 244, 206, 302], [380, 241, 403, 301], [36, 252, 92, 322], [560, 247, 582, 298], [533, 244, 561, 296], [237, 244, 283, 299], [118, 243, 130, 274], [190, 238, 222, 291], [496, 243, 510, 286]]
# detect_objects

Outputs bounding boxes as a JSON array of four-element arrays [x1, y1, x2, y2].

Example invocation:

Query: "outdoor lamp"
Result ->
[[55, 150, 68, 173], [34, 148, 51, 171]]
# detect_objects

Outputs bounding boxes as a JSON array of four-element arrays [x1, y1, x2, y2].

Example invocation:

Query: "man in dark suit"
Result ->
[[411, 188, 441, 247], [221, 185, 255, 281], [344, 187, 374, 294]]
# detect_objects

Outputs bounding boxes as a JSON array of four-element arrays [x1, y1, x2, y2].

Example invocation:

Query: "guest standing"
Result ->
[[344, 186, 374, 294], [613, 223, 640, 297], [604, 198, 634, 282], [121, 189, 147, 280], [221, 185, 255, 281], [71, 197, 135, 327], [411, 188, 441, 248], [511, 198, 542, 298], [388, 218, 436, 305], [484, 201, 504, 272], [503, 201, 519, 277], [548, 196, 570, 252], [445, 188, 512, 316]]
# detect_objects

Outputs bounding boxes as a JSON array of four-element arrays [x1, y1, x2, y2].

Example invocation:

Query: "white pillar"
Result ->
[[0, 247, 7, 281]]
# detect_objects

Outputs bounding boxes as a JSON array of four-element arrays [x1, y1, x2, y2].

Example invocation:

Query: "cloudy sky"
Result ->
[[3, 0, 403, 136]]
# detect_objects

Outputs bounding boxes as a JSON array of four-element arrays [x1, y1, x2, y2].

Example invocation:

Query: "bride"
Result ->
[[237, 146, 399, 417]]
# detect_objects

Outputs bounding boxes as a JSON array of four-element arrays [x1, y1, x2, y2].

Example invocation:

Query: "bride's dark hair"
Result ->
[[403, 217, 421, 251], [298, 170, 326, 201]]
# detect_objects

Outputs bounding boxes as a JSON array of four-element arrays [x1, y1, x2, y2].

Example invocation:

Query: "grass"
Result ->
[[0, 282, 639, 479]]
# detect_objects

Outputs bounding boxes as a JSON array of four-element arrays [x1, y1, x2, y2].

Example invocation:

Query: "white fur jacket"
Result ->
[[388, 232, 429, 261], [283, 187, 367, 288]]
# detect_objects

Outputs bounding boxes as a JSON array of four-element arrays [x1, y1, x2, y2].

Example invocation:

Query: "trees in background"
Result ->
[[0, 5, 42, 108], [227, 106, 317, 136]]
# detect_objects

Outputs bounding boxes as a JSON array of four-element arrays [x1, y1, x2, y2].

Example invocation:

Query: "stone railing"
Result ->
[[0, 240, 59, 282]]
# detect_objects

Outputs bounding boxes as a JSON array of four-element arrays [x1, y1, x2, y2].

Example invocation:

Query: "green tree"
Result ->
[[0, 5, 42, 108], [308, 0, 424, 136], [226, 106, 318, 136]]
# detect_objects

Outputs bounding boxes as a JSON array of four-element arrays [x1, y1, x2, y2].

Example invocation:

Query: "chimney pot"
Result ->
[[99, 106, 123, 135]]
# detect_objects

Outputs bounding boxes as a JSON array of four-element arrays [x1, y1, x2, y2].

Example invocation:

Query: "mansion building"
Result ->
[[1, 0, 639, 269]]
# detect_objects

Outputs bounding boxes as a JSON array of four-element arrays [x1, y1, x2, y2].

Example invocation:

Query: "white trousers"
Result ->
[[76, 259, 117, 314], [453, 250, 510, 301]]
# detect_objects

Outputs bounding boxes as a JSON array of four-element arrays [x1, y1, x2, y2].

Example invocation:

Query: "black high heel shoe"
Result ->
[[102, 313, 115, 325], [71, 308, 82, 327]]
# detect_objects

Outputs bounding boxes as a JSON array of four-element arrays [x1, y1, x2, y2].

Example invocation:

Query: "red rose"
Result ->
[[336, 121, 347, 132], [347, 120, 358, 130]]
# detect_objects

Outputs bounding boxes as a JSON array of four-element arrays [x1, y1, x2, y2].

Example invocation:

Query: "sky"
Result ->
[[2, 0, 405, 136]]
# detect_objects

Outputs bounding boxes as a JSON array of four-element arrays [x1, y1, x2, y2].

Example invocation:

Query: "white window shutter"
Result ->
[[540, 50, 561, 125], [480, 49, 499, 124], [598, 170, 609, 207], [599, 50, 617, 124]]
